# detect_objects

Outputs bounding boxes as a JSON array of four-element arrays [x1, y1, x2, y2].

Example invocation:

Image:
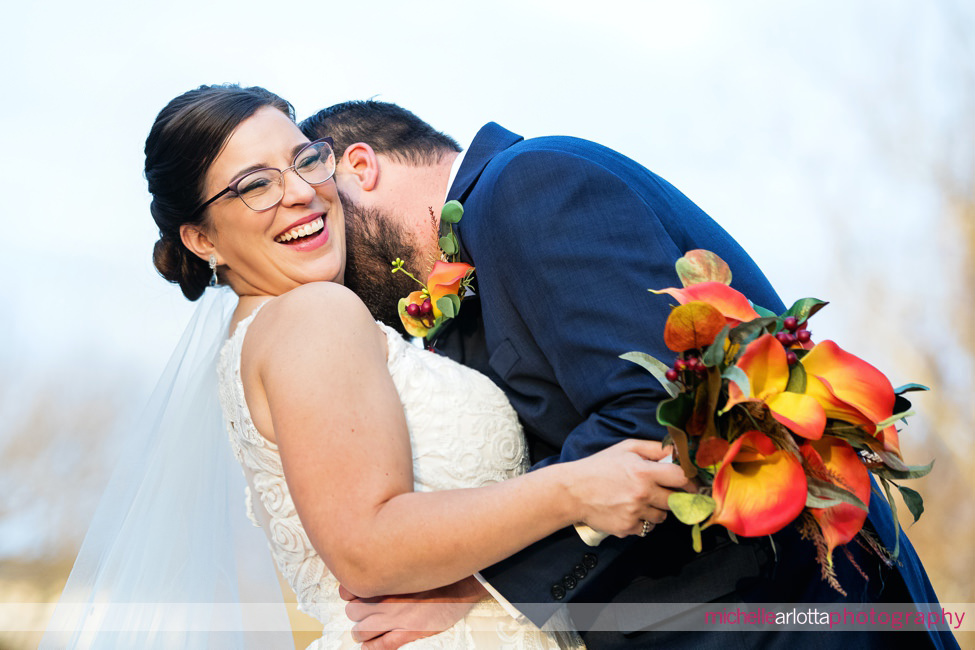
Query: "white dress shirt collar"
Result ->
[[445, 147, 468, 202]]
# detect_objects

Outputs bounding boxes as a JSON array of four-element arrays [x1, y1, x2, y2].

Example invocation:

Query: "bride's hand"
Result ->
[[340, 577, 487, 649], [564, 439, 691, 538]]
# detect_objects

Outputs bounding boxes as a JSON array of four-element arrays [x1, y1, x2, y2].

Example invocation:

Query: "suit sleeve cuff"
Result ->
[[473, 573, 529, 623]]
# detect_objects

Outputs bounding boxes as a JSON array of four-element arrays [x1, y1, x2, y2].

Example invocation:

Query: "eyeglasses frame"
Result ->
[[190, 137, 335, 219]]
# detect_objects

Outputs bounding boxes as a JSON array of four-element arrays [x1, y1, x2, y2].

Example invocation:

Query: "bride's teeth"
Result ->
[[276, 217, 324, 243]]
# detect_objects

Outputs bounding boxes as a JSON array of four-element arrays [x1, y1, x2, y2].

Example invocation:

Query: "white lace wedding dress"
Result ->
[[217, 304, 585, 649]]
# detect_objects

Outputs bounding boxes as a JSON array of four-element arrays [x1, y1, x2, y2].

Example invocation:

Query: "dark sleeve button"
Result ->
[[562, 574, 578, 590], [551, 584, 566, 600], [573, 563, 588, 580], [582, 553, 598, 569]]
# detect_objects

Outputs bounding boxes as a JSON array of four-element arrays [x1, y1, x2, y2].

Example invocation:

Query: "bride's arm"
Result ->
[[245, 282, 684, 598]]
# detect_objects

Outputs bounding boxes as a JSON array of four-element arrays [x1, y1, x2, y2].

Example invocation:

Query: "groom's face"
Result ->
[[337, 190, 425, 332]]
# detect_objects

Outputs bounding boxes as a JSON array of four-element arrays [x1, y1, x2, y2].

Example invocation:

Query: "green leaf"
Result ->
[[696, 466, 714, 484], [668, 492, 716, 525], [440, 200, 464, 224], [675, 250, 732, 287], [879, 477, 901, 559], [893, 383, 929, 395], [620, 351, 680, 398], [785, 361, 807, 393], [826, 426, 884, 453], [806, 476, 868, 511], [701, 325, 730, 367], [657, 394, 693, 428], [751, 302, 777, 319], [875, 410, 915, 429], [875, 459, 934, 481], [447, 292, 461, 312], [424, 319, 445, 341], [439, 234, 458, 255], [436, 295, 460, 319], [729, 317, 777, 346], [876, 448, 910, 471], [806, 494, 844, 509], [721, 366, 750, 402], [895, 484, 925, 524], [691, 522, 703, 553], [784, 298, 829, 324]]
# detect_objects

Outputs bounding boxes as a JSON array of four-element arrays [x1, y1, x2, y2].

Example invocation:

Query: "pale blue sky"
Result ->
[[0, 0, 965, 378], [0, 0, 971, 558]]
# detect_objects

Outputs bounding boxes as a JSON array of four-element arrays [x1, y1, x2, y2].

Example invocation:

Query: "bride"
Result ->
[[42, 85, 686, 649]]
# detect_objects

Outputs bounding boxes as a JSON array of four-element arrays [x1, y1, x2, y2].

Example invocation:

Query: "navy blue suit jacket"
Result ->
[[434, 123, 955, 648]]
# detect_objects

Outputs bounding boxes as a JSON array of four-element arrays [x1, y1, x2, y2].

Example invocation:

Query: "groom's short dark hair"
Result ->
[[300, 100, 461, 165]]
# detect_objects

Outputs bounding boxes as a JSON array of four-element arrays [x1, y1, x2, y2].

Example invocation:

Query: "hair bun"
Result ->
[[152, 234, 209, 301]]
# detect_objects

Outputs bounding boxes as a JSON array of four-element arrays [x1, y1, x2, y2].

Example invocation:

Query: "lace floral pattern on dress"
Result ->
[[217, 304, 584, 649]]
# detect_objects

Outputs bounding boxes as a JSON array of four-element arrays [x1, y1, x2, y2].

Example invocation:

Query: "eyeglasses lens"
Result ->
[[236, 141, 336, 211]]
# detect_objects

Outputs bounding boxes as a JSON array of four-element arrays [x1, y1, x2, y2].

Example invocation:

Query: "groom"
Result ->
[[300, 103, 955, 650]]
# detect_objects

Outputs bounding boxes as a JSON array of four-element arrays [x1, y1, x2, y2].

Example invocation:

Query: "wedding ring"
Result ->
[[639, 520, 652, 537]]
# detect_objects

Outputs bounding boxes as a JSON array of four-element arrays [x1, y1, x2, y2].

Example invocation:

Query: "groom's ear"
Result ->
[[339, 142, 380, 193]]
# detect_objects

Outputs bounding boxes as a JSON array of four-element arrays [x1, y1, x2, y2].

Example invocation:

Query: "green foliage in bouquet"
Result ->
[[622, 250, 932, 593]]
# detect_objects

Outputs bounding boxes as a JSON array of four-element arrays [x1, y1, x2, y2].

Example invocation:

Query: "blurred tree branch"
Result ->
[[814, 0, 975, 602]]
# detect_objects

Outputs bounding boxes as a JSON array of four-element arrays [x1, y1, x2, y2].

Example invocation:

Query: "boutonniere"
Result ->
[[392, 200, 475, 340]]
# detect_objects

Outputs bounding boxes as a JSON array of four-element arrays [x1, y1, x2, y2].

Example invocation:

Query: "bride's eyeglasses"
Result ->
[[191, 137, 336, 217]]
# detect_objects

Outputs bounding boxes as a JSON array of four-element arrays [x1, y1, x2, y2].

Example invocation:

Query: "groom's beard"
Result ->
[[339, 191, 423, 335]]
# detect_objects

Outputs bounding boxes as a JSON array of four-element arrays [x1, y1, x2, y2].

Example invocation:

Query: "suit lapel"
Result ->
[[446, 122, 524, 204], [432, 123, 522, 358]]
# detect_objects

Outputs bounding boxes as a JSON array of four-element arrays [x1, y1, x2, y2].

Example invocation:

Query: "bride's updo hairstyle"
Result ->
[[146, 84, 294, 300]]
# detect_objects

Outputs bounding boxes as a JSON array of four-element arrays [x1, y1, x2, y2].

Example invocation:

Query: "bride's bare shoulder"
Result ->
[[265, 281, 369, 318], [247, 282, 381, 351]]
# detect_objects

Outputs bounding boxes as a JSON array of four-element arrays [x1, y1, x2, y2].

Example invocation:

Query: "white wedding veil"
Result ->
[[41, 287, 293, 649]]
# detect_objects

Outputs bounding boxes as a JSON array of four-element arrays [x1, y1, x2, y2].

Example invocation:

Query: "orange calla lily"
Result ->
[[651, 282, 760, 325], [801, 436, 871, 561], [800, 340, 899, 454], [724, 334, 826, 440], [710, 431, 807, 537], [427, 261, 474, 318], [398, 290, 433, 338], [764, 392, 828, 441]]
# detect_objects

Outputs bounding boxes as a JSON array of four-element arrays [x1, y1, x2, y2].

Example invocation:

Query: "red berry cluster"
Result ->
[[775, 316, 812, 365], [406, 298, 434, 319], [664, 352, 707, 383], [661, 316, 815, 384]]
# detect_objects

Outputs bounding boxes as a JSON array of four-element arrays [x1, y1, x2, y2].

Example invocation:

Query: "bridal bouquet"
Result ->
[[622, 250, 931, 592]]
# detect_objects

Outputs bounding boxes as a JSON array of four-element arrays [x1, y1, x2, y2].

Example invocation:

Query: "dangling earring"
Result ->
[[208, 255, 219, 287]]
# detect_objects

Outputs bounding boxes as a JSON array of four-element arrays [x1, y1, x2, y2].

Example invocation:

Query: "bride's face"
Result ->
[[197, 106, 346, 296]]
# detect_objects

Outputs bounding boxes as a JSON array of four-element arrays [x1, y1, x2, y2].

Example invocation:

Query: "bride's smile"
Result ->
[[181, 106, 347, 296], [274, 214, 326, 246]]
